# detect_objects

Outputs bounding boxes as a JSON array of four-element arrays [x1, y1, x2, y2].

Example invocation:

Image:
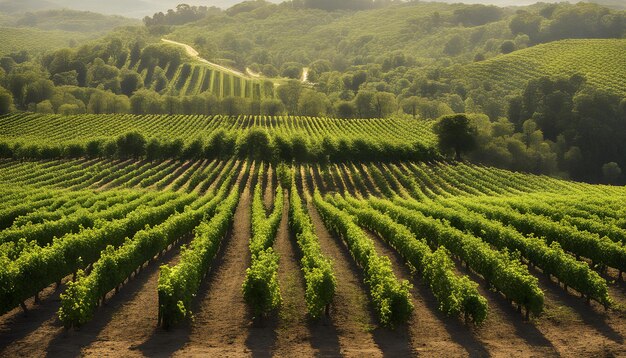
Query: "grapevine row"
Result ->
[[313, 190, 413, 326]]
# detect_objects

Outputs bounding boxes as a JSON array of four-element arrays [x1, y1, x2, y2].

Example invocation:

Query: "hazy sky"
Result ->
[[1, 0, 621, 18]]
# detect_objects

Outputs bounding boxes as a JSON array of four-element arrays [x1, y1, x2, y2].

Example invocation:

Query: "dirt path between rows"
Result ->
[[171, 164, 255, 356], [452, 260, 559, 357], [300, 167, 382, 357], [363, 229, 476, 356], [270, 190, 316, 356], [0, 237, 189, 357], [530, 266, 626, 357]]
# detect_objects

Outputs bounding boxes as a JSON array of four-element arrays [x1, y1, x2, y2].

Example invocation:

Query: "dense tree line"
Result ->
[[292, 0, 396, 11], [143, 4, 217, 27], [508, 75, 626, 183], [509, 3, 626, 45]]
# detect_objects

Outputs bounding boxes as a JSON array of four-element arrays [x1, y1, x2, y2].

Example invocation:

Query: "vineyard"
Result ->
[[0, 113, 625, 356], [0, 113, 437, 162], [0, 27, 92, 55], [130, 43, 268, 100], [159, 61, 268, 99], [464, 39, 626, 97], [1, 0, 625, 354]]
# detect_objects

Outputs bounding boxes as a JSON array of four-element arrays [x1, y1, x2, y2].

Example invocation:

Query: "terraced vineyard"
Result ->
[[159, 61, 268, 99], [129, 43, 268, 100], [464, 39, 626, 96], [0, 113, 625, 357]]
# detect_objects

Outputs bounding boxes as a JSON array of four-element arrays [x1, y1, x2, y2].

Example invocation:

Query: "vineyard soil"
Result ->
[[0, 155, 625, 356]]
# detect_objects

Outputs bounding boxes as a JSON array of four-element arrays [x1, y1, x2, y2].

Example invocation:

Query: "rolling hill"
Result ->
[[0, 0, 282, 18], [0, 26, 93, 55], [463, 39, 626, 96]]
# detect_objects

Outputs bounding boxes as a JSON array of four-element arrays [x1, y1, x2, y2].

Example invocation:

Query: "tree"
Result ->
[[129, 41, 142, 67], [473, 53, 486, 62], [58, 103, 83, 115], [401, 96, 420, 118], [237, 128, 272, 160], [151, 66, 168, 93], [36, 100, 54, 114], [276, 80, 302, 114], [434, 114, 478, 161], [602, 162, 621, 184], [453, 5, 503, 26], [335, 101, 355, 118], [0, 86, 13, 114], [373, 92, 397, 118], [281, 62, 303, 79], [443, 35, 464, 56], [116, 132, 146, 159], [354, 91, 376, 118], [298, 90, 328, 117], [88, 58, 120, 93], [220, 96, 247, 116], [261, 99, 285, 116], [509, 12, 542, 42], [130, 89, 163, 114], [303, 0, 379, 11], [163, 95, 181, 114], [262, 64, 279, 78], [402, 97, 453, 119], [24, 79, 54, 107], [119, 70, 143, 96], [500, 40, 516, 54], [52, 71, 79, 86]]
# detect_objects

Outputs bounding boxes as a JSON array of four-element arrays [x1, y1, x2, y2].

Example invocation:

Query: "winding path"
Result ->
[[162, 38, 249, 78], [162, 38, 311, 85]]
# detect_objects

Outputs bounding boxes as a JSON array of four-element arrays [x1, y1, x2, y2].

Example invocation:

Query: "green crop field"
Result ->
[[0, 110, 625, 356], [1, 0, 625, 354], [163, 61, 267, 98], [0, 113, 438, 162], [126, 43, 269, 100], [0, 27, 92, 55], [464, 39, 626, 96]]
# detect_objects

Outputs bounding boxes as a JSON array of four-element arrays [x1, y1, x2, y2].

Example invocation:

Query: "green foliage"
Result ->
[[116, 131, 146, 159], [313, 190, 413, 326], [0, 191, 195, 315], [243, 166, 284, 317], [0, 27, 91, 56], [465, 40, 626, 98], [602, 162, 622, 183], [249, 165, 283, 256], [289, 176, 336, 318], [10, 9, 139, 33], [158, 184, 240, 327], [369, 197, 545, 317], [434, 114, 477, 160], [328, 194, 487, 324], [453, 4, 504, 27], [505, 74, 626, 182], [0, 114, 438, 163], [460, 199, 626, 276], [242, 248, 282, 317], [0, 86, 13, 114], [396, 197, 612, 308]]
